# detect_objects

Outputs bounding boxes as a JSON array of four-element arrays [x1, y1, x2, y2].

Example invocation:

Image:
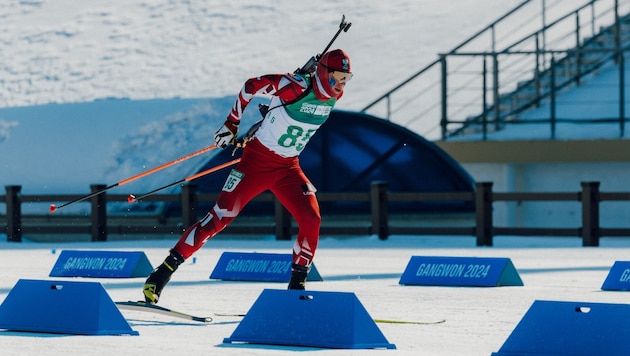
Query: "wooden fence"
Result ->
[[2, 181, 629, 246]]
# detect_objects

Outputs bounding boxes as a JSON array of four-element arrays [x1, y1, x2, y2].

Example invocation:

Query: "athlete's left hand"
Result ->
[[214, 120, 239, 148]]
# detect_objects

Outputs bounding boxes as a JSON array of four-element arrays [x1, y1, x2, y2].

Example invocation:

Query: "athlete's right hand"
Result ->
[[214, 120, 239, 148]]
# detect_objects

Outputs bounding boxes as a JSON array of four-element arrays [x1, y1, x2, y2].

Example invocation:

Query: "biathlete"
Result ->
[[143, 49, 352, 304]]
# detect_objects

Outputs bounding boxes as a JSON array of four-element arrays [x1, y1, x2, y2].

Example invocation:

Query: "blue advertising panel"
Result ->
[[210, 252, 322, 282], [49, 250, 153, 278], [601, 261, 630, 291], [399, 256, 523, 287]]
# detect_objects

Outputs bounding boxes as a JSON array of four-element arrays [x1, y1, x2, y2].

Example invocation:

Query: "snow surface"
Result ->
[[2, 234, 630, 356], [0, 0, 523, 110], [3, 1, 630, 355]]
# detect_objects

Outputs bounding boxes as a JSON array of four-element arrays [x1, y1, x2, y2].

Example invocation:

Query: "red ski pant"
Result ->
[[172, 138, 321, 268]]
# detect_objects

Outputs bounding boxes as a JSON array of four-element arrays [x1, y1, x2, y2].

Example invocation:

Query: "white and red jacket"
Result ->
[[227, 73, 341, 157]]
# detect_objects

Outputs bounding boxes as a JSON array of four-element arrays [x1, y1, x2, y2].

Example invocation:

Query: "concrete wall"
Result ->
[[436, 139, 630, 229]]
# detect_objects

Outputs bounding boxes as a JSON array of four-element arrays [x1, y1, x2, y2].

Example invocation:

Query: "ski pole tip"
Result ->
[[49, 204, 57, 213], [127, 194, 137, 203]]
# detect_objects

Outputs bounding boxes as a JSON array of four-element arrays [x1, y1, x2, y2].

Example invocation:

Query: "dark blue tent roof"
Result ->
[[186, 110, 475, 215]]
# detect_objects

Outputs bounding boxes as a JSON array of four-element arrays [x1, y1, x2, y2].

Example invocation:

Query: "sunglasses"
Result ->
[[330, 70, 353, 84], [321, 63, 353, 84]]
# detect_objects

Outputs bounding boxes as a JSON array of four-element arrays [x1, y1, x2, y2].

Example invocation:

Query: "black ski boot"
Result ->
[[287, 263, 309, 290], [143, 250, 185, 304]]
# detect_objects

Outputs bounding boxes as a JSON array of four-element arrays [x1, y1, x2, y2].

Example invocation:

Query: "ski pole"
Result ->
[[128, 158, 241, 203], [49, 144, 218, 213]]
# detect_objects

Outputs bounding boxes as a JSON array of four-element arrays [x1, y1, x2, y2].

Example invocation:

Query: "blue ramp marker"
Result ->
[[49, 250, 153, 278], [493, 300, 630, 355], [0, 279, 138, 335], [209, 252, 322, 282], [601, 261, 630, 291], [223, 289, 396, 349], [399, 256, 523, 287]]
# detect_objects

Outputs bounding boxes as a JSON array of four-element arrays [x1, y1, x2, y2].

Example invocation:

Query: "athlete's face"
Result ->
[[328, 71, 351, 96]]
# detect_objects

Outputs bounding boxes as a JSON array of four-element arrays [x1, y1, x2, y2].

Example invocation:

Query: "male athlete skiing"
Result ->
[[143, 49, 352, 304]]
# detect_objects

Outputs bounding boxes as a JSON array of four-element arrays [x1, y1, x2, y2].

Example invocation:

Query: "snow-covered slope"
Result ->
[[0, 0, 522, 199]]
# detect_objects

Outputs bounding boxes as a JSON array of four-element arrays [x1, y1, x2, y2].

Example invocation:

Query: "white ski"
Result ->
[[116, 301, 213, 323]]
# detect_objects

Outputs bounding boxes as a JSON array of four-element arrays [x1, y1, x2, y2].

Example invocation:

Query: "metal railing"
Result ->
[[3, 181, 630, 247], [361, 0, 630, 140]]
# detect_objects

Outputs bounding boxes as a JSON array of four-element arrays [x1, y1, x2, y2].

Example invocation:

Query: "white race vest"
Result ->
[[254, 87, 335, 157]]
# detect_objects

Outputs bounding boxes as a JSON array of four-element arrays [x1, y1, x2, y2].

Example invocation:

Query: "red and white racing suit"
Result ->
[[172, 73, 339, 269]]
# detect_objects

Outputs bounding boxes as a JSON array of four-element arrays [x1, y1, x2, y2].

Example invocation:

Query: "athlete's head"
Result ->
[[313, 49, 352, 101]]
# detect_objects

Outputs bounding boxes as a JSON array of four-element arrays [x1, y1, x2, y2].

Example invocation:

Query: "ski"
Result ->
[[214, 312, 246, 317], [213, 312, 444, 325], [373, 318, 446, 325], [116, 301, 213, 323]]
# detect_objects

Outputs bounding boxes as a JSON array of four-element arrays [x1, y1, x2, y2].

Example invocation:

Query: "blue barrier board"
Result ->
[[0, 279, 138, 335], [399, 256, 523, 287], [49, 250, 153, 278], [224, 289, 396, 349], [601, 261, 630, 291], [210, 252, 322, 282], [493, 300, 630, 355]]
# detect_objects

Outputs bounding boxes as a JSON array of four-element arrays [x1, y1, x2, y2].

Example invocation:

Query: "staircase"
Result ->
[[361, 0, 630, 140]]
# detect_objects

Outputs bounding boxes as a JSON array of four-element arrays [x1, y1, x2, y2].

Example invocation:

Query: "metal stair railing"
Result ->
[[360, 0, 630, 141], [448, 3, 630, 139]]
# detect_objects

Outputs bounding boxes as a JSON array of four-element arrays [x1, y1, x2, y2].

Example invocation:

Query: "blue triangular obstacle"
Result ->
[[223, 289, 396, 349], [399, 256, 523, 287], [50, 250, 153, 278], [493, 300, 630, 355], [209, 252, 323, 282], [601, 261, 630, 291], [0, 279, 138, 335]]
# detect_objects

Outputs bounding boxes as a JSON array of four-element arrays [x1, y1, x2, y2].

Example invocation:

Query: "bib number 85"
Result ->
[[278, 125, 315, 152]]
